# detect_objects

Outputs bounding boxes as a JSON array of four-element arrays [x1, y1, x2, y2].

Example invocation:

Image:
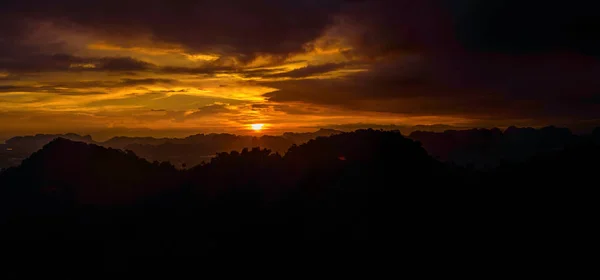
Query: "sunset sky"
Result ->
[[1, 0, 599, 140]]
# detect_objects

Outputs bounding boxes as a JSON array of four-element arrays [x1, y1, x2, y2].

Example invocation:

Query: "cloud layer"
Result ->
[[1, 0, 599, 139]]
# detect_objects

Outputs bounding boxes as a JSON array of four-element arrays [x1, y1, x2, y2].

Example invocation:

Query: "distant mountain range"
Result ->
[[0, 129, 343, 169], [409, 126, 600, 168], [2, 126, 599, 170]]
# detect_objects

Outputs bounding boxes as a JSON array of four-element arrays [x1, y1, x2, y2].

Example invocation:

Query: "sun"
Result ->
[[250, 123, 265, 131]]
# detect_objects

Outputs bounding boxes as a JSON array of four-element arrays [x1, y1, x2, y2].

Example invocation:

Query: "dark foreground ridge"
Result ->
[[0, 129, 597, 274]]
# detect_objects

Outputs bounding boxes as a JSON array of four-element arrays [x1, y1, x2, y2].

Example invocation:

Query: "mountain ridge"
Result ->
[[2, 126, 599, 170]]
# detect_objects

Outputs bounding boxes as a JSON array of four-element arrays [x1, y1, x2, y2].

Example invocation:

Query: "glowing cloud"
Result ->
[[250, 124, 265, 131]]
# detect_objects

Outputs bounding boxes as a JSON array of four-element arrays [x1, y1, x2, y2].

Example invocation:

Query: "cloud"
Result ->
[[260, 55, 431, 104], [160, 65, 236, 75], [86, 92, 244, 111], [96, 57, 154, 71], [2, 0, 600, 134], [0, 73, 30, 81], [238, 1, 600, 122], [186, 103, 232, 118], [1, 0, 345, 61], [119, 78, 175, 86], [2, 1, 599, 60], [249, 103, 332, 116], [448, 0, 600, 55], [0, 78, 179, 96], [0, 84, 108, 95], [262, 63, 350, 79], [0, 85, 25, 91], [0, 53, 155, 73], [261, 51, 600, 121]]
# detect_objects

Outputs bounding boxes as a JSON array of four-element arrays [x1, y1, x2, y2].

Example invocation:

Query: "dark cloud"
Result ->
[[448, 0, 600, 55], [250, 1, 600, 122], [0, 78, 178, 95], [120, 78, 175, 86], [0, 54, 155, 73], [160, 65, 235, 75], [153, 89, 188, 93], [0, 73, 26, 81], [56, 79, 176, 89], [326, 1, 600, 58], [2, 0, 600, 125], [261, 55, 433, 104], [86, 92, 242, 111], [160, 59, 309, 76], [263, 63, 350, 78], [249, 104, 270, 110], [240, 62, 352, 79], [0, 84, 107, 95], [2, 1, 599, 59], [250, 103, 326, 115], [186, 103, 232, 118], [1, 0, 345, 61], [97, 57, 154, 71], [0, 85, 22, 91], [51, 91, 108, 96], [262, 51, 600, 121]]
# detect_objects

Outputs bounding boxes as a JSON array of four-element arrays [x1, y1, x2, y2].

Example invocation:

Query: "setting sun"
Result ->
[[250, 124, 265, 131]]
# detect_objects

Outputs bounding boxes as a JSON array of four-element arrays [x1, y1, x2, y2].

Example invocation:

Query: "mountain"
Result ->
[[0, 138, 178, 204], [282, 128, 342, 143], [0, 133, 95, 169], [101, 136, 172, 149], [322, 124, 458, 135], [593, 127, 600, 144], [0, 129, 442, 205], [409, 126, 578, 168], [0, 129, 342, 169], [1, 126, 597, 171], [5, 133, 95, 149], [0, 129, 597, 272]]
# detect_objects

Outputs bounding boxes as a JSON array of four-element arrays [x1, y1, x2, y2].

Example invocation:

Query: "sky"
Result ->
[[1, 0, 599, 140]]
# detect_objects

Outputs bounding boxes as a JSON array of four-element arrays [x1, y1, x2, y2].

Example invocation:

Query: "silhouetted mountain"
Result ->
[[0, 129, 342, 169], [407, 124, 458, 134], [0, 133, 95, 169], [593, 127, 600, 144], [3, 126, 597, 172], [102, 136, 172, 149], [0, 129, 597, 273], [409, 126, 578, 168], [1, 138, 177, 204], [282, 128, 342, 143], [322, 124, 457, 135], [6, 133, 95, 148]]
